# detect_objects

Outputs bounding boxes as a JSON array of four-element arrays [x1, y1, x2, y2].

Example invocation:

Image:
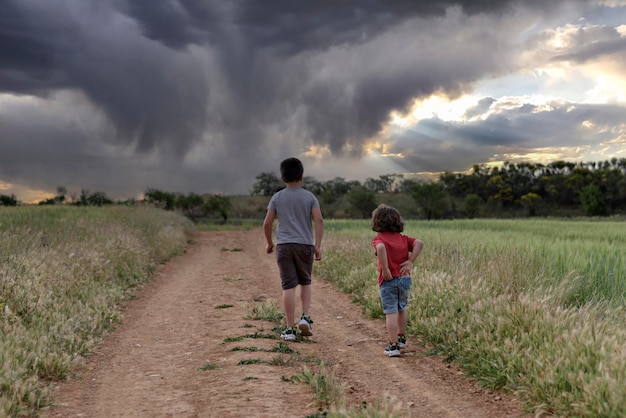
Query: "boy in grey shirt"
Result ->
[[263, 158, 324, 341]]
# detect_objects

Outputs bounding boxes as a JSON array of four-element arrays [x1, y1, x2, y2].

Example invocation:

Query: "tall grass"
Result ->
[[0, 206, 193, 416], [316, 218, 626, 416]]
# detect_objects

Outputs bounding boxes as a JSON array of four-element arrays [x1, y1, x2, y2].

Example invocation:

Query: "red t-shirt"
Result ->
[[372, 232, 416, 286]]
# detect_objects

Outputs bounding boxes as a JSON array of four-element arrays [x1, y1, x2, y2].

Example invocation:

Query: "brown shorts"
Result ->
[[276, 243, 314, 290]]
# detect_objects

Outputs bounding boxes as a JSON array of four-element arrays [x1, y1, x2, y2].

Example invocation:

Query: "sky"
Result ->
[[1, 0, 626, 202]]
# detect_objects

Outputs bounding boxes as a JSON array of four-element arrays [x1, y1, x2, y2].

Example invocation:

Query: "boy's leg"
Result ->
[[299, 284, 311, 316], [298, 284, 314, 336], [277, 244, 299, 328], [282, 287, 297, 327]]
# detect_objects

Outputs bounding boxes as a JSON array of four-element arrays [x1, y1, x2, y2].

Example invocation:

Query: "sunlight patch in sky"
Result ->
[[390, 94, 480, 126], [495, 147, 589, 165]]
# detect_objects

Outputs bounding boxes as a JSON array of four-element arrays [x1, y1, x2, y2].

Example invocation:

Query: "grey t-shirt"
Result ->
[[268, 187, 320, 245]]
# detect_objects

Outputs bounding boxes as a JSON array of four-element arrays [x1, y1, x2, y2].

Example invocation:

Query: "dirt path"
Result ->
[[44, 230, 524, 418]]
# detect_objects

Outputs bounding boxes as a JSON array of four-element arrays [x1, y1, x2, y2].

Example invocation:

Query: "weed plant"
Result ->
[[0, 205, 192, 416], [291, 362, 344, 410], [316, 218, 626, 416]]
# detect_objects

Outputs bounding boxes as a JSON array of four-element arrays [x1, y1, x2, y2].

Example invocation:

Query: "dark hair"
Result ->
[[371, 204, 404, 233], [280, 157, 304, 182]]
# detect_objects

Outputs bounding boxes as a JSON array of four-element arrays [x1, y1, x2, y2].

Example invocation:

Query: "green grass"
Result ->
[[290, 362, 344, 410], [0, 205, 193, 416], [316, 218, 626, 416], [245, 301, 285, 323], [198, 362, 221, 371]]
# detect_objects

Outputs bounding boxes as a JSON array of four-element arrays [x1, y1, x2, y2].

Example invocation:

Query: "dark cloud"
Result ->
[[464, 97, 496, 119], [0, 0, 606, 198]]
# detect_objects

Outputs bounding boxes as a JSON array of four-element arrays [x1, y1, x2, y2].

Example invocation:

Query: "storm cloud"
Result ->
[[0, 0, 623, 200]]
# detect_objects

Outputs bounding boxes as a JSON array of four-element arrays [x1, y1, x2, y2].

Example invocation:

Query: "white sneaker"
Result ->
[[280, 327, 297, 341], [397, 335, 407, 349], [298, 315, 313, 336], [384, 344, 401, 357]]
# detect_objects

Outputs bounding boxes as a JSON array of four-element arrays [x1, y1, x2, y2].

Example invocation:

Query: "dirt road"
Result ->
[[44, 230, 523, 417]]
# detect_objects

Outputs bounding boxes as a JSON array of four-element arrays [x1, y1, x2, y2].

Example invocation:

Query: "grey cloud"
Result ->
[[123, 0, 540, 52], [464, 97, 496, 119], [551, 37, 626, 63], [385, 99, 626, 173], [0, 0, 601, 197]]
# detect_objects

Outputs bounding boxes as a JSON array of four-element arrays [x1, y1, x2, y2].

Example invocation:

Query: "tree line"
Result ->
[[251, 158, 626, 219], [2, 158, 624, 220]]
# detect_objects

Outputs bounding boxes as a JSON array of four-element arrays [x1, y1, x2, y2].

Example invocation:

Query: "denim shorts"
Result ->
[[379, 277, 412, 314], [276, 243, 314, 290]]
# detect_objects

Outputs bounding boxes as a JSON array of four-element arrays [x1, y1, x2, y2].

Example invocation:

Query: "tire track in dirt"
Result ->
[[44, 230, 524, 417]]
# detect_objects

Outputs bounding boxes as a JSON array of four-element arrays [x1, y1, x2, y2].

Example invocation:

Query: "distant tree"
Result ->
[[397, 178, 420, 193], [177, 193, 205, 221], [145, 188, 177, 210], [520, 192, 542, 216], [303, 176, 324, 195], [0, 194, 18, 206], [205, 194, 231, 223], [319, 177, 360, 205], [463, 194, 482, 219], [56, 186, 67, 203], [580, 184, 608, 216], [364, 174, 399, 193], [412, 183, 448, 220], [86, 191, 113, 206], [346, 188, 378, 218], [251, 172, 283, 196], [38, 186, 69, 205]]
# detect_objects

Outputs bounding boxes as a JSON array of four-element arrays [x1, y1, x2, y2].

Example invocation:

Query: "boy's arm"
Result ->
[[262, 209, 276, 254], [311, 207, 324, 261], [399, 238, 424, 276], [375, 243, 393, 281]]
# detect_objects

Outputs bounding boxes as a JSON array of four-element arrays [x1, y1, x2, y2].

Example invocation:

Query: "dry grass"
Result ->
[[0, 205, 193, 416]]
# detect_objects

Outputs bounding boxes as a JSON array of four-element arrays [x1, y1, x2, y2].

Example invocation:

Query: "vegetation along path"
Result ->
[[44, 230, 524, 417]]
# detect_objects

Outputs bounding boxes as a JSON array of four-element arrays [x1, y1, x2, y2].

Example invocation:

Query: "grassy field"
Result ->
[[2, 207, 625, 416], [316, 218, 626, 417], [0, 206, 193, 416]]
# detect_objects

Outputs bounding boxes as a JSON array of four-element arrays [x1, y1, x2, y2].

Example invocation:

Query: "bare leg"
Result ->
[[299, 284, 311, 316], [385, 312, 399, 343], [282, 287, 296, 327], [397, 309, 407, 336]]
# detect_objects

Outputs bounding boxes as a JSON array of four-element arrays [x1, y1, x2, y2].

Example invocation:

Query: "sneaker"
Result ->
[[280, 326, 297, 341], [384, 343, 401, 357], [298, 314, 313, 336], [397, 335, 407, 349]]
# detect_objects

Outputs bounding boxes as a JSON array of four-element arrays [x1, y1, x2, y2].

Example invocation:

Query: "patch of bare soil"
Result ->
[[43, 230, 525, 418]]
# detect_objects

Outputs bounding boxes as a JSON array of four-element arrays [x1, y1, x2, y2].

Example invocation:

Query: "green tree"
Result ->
[[346, 189, 377, 219], [520, 192, 542, 216], [580, 184, 608, 216], [364, 174, 400, 193], [145, 188, 177, 210], [0, 194, 18, 206], [463, 194, 482, 219], [302, 176, 324, 195], [319, 177, 360, 205], [86, 191, 113, 206], [74, 189, 112, 206], [205, 194, 231, 223], [177, 193, 206, 221], [251, 172, 283, 196], [56, 186, 67, 203], [412, 183, 448, 220]]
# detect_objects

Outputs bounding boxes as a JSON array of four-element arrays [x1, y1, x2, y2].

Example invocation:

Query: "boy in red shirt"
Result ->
[[371, 204, 423, 357]]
